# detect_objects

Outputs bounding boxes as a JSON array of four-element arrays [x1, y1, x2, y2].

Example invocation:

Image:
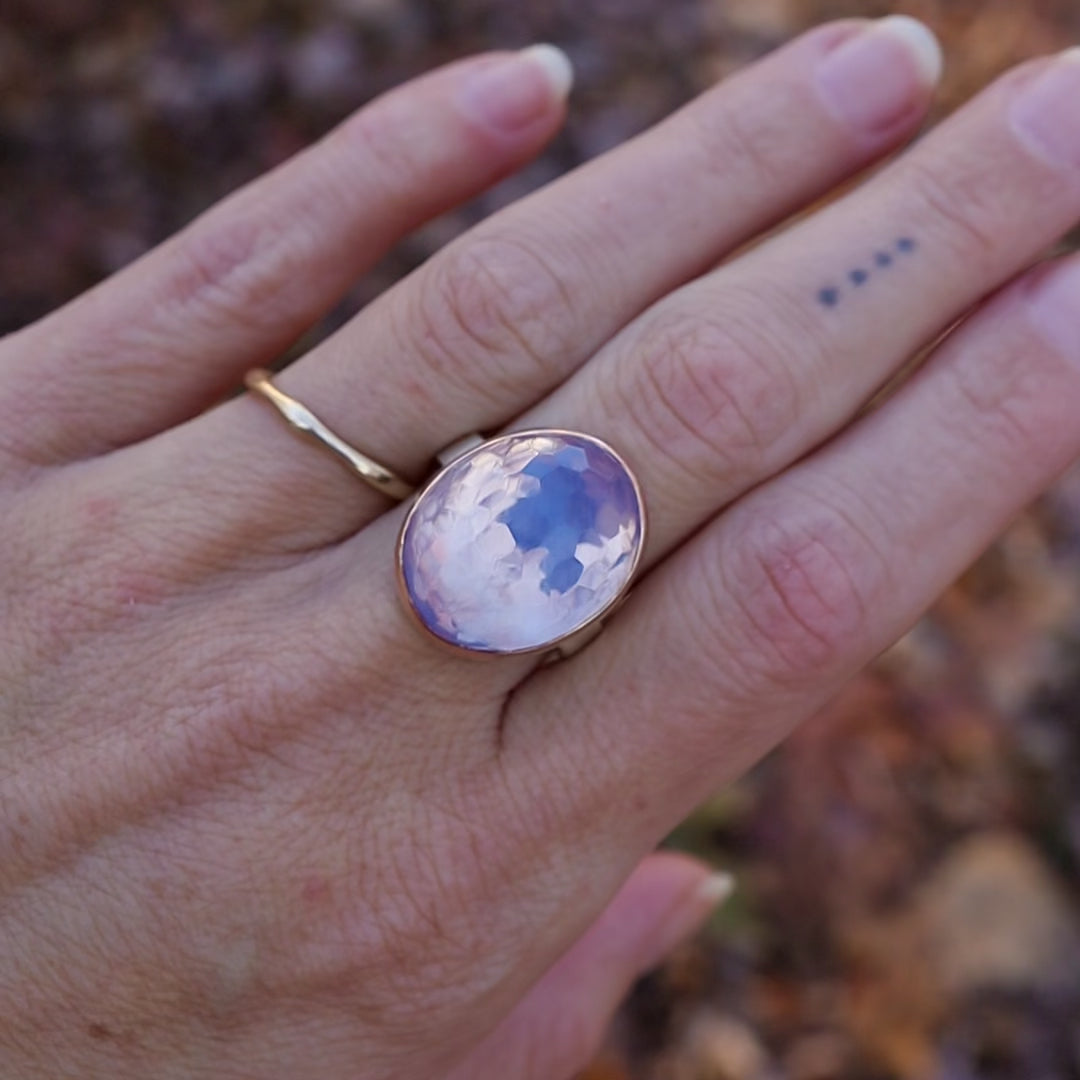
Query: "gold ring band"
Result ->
[[244, 369, 415, 502]]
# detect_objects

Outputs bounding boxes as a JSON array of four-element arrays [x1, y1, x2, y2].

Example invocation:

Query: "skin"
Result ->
[[4, 18, 1080, 1079]]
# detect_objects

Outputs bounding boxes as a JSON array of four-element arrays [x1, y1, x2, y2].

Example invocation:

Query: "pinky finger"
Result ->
[[0, 46, 572, 467], [445, 853, 731, 1080]]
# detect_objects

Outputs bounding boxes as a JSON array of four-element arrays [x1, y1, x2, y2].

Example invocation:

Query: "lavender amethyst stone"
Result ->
[[399, 432, 644, 654]]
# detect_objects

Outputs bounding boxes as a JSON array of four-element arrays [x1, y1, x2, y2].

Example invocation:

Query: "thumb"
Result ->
[[445, 852, 733, 1080]]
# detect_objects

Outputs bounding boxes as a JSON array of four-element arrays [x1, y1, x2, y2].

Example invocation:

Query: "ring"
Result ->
[[245, 371, 647, 659], [244, 369, 416, 501]]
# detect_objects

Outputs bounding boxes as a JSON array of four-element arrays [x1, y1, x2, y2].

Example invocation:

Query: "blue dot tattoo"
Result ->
[[816, 236, 918, 309]]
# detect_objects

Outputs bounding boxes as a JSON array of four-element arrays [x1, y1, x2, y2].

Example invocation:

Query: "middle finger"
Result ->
[[518, 49, 1080, 563]]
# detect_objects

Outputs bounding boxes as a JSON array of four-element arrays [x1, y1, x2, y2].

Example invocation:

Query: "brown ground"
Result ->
[[1, 2, 1078, 1077]]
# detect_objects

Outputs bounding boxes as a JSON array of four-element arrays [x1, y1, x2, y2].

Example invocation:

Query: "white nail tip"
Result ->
[[698, 872, 736, 907], [877, 15, 944, 87], [521, 44, 574, 100]]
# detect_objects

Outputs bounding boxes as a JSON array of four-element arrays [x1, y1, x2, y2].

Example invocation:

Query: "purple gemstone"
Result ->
[[399, 431, 644, 654]]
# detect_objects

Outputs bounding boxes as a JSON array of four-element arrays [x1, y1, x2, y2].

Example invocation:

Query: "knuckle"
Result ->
[[618, 301, 803, 488], [340, 101, 419, 190], [714, 495, 878, 684], [904, 157, 1000, 266], [689, 96, 790, 192], [8, 480, 211, 654], [944, 336, 1048, 460], [410, 234, 576, 405], [171, 207, 309, 324]]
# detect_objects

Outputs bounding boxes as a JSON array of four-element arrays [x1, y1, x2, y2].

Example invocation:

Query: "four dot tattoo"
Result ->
[[817, 237, 917, 309]]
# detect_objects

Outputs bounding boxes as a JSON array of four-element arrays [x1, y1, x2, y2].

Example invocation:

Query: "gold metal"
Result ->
[[395, 429, 646, 661], [436, 433, 485, 468], [244, 368, 415, 501], [542, 619, 606, 663]]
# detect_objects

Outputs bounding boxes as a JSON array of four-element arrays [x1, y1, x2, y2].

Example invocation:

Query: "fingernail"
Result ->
[[1027, 257, 1080, 359], [698, 872, 736, 907], [645, 872, 735, 970], [457, 44, 573, 134], [1010, 49, 1080, 169], [816, 16, 943, 133]]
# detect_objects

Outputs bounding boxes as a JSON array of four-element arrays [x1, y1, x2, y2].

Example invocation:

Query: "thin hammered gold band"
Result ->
[[244, 369, 415, 501]]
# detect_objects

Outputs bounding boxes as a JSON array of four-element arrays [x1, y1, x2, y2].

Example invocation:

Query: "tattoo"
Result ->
[[816, 236, 918, 309]]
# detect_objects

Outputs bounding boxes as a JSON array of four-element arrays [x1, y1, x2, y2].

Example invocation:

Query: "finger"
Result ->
[[445, 854, 731, 1080], [0, 47, 573, 467], [141, 16, 941, 555], [510, 252, 1080, 835], [519, 47, 1080, 563]]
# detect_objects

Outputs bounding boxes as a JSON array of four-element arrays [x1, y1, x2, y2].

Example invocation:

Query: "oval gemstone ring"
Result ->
[[242, 372, 644, 660], [397, 431, 646, 658]]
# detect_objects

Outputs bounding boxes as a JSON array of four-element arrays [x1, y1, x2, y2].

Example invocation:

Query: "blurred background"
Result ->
[[2, 1, 1079, 1077]]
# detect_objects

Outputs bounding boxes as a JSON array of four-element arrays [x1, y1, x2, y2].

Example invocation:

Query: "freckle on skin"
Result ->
[[87, 1023, 112, 1041]]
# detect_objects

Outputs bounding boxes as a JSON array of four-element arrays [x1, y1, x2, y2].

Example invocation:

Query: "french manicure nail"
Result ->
[[1010, 49, 1080, 169], [457, 44, 573, 134], [816, 16, 943, 133]]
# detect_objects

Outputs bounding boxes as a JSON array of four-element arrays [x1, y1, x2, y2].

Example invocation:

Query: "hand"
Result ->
[[5, 19, 1080, 1079]]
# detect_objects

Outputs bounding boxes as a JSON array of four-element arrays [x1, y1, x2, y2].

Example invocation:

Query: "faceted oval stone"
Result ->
[[399, 431, 644, 654]]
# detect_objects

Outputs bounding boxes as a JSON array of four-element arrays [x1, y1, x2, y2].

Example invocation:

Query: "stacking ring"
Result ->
[[246, 369, 646, 659]]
